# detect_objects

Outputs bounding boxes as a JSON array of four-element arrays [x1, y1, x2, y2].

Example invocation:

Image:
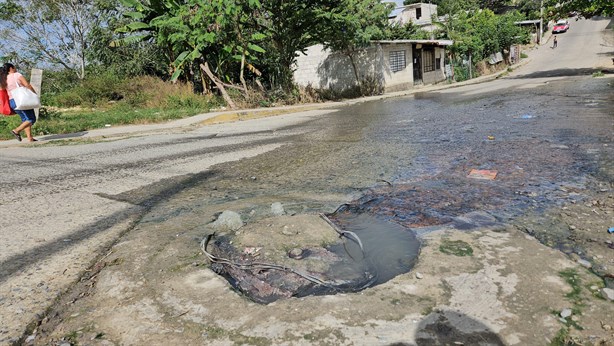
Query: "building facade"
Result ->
[[293, 40, 452, 93]]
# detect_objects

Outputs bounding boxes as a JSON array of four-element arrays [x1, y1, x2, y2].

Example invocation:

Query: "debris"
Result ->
[[608, 227, 614, 234], [243, 247, 261, 256], [518, 114, 534, 119], [468, 169, 498, 180], [487, 135, 495, 140]]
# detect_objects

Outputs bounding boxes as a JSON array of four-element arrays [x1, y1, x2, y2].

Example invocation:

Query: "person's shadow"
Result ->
[[388, 310, 506, 346]]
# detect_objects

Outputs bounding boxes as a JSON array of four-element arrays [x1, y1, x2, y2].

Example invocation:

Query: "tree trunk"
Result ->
[[200, 62, 236, 109], [347, 52, 361, 90], [239, 50, 248, 94]]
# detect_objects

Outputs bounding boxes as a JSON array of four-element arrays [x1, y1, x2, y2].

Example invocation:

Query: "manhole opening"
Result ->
[[202, 212, 421, 304]]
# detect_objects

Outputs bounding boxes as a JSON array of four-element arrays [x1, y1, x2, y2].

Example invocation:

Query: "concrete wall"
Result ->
[[380, 43, 414, 92], [293, 44, 385, 91], [294, 43, 446, 93], [421, 47, 447, 84], [394, 3, 438, 27]]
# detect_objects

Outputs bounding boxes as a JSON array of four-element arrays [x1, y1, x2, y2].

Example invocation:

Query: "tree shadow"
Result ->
[[388, 310, 506, 346], [317, 46, 386, 96], [0, 170, 216, 283]]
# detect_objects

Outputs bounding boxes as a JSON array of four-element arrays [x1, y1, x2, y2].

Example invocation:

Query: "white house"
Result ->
[[293, 39, 453, 93], [387, 2, 441, 32]]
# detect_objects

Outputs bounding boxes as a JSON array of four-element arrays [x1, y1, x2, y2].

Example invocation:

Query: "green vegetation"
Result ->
[[556, 269, 586, 332], [559, 269, 583, 306], [550, 327, 582, 346], [439, 239, 473, 256]]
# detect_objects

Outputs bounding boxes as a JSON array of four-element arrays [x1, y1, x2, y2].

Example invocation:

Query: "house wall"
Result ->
[[421, 47, 447, 84], [380, 43, 414, 92], [394, 3, 437, 26], [293, 44, 385, 92], [293, 43, 446, 92]]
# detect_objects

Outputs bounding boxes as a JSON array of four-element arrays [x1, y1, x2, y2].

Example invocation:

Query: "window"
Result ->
[[423, 48, 435, 72], [435, 57, 441, 70], [416, 8, 422, 19], [389, 50, 406, 73]]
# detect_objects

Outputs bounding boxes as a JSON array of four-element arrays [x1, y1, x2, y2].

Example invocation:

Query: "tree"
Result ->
[[374, 21, 429, 40], [318, 0, 392, 92], [257, 0, 329, 90], [116, 0, 267, 98], [545, 0, 613, 19], [0, 0, 110, 79]]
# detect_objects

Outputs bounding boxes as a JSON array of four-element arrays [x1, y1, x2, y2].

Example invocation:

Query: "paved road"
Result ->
[[0, 16, 612, 345]]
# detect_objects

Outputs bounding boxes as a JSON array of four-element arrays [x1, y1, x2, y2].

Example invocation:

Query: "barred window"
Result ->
[[389, 50, 406, 73], [423, 48, 435, 72], [435, 57, 441, 70]]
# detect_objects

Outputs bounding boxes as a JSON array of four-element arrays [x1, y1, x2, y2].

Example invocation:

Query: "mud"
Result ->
[[24, 75, 614, 345]]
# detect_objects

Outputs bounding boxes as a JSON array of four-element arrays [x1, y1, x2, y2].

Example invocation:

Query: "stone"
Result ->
[[601, 288, 614, 301], [603, 324, 612, 331], [415, 272, 424, 279], [560, 308, 572, 318], [288, 248, 304, 259], [211, 210, 243, 231], [281, 225, 295, 236], [577, 259, 592, 268], [271, 202, 285, 216]]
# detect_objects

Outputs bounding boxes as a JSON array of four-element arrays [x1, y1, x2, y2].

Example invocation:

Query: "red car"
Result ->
[[552, 20, 570, 33]]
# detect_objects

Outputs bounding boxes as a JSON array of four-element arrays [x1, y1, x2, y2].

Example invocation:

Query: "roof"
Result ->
[[514, 20, 541, 25], [372, 39, 454, 46]]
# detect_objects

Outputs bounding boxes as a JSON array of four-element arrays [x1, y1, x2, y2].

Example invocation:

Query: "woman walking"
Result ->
[[0, 63, 38, 142]]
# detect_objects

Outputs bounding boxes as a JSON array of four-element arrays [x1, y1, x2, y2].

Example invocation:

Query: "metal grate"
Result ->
[[389, 50, 406, 73]]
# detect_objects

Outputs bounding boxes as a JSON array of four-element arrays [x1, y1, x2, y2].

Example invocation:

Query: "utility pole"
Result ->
[[539, 0, 544, 44]]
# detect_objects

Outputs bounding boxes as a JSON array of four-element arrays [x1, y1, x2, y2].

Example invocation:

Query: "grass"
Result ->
[[1, 75, 223, 141], [439, 239, 473, 257], [0, 106, 210, 141]]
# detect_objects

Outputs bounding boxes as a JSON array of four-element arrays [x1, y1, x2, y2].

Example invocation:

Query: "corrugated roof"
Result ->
[[372, 39, 454, 46]]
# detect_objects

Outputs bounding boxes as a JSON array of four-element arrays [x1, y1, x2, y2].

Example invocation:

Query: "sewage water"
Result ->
[[327, 212, 421, 286]]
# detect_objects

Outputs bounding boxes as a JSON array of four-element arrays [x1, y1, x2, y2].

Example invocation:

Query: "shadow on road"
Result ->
[[0, 170, 216, 284], [42, 132, 89, 140], [509, 67, 614, 79], [387, 310, 505, 345]]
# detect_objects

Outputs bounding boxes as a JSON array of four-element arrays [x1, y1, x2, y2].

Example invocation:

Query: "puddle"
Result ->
[[326, 212, 421, 286]]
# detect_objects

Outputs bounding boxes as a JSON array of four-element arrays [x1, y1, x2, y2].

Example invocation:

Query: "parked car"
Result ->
[[552, 20, 570, 33]]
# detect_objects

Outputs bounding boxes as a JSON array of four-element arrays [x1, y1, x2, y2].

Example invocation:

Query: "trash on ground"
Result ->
[[487, 136, 495, 140], [468, 169, 498, 180], [608, 227, 614, 234]]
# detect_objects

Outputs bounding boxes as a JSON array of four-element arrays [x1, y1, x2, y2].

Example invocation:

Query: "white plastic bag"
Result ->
[[12, 86, 40, 110]]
